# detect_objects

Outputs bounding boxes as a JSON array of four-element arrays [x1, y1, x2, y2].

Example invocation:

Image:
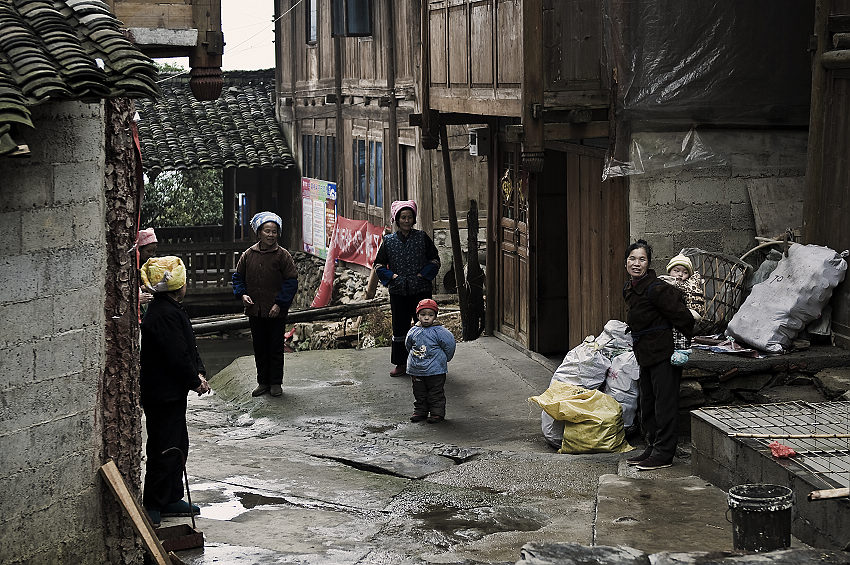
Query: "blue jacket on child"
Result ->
[[405, 323, 456, 376]]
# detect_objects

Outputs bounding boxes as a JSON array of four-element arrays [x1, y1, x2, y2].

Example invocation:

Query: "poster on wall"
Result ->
[[301, 177, 337, 259]]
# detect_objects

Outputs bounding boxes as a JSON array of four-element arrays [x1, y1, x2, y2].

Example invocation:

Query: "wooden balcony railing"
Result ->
[[156, 241, 250, 293]]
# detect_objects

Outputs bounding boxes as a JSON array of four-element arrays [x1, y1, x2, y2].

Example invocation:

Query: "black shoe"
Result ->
[[410, 413, 427, 422], [146, 508, 161, 528], [270, 384, 283, 397], [636, 456, 673, 471], [252, 384, 270, 396], [426, 415, 444, 424], [626, 447, 653, 466]]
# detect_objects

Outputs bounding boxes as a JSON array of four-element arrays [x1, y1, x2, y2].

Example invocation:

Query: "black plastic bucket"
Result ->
[[727, 484, 794, 552]]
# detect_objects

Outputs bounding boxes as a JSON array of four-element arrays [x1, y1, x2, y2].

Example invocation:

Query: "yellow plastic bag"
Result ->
[[529, 381, 632, 454]]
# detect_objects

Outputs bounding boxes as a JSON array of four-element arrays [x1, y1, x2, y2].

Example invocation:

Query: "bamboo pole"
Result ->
[[808, 488, 849, 501]]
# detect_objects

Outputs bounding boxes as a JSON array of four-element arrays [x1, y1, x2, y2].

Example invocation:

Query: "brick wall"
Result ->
[[0, 101, 112, 563], [628, 130, 808, 272]]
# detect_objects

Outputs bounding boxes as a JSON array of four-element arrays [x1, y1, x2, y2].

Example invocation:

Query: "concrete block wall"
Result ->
[[628, 130, 807, 272], [0, 101, 110, 563]]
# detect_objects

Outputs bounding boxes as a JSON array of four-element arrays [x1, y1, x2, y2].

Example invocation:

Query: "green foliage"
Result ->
[[154, 60, 188, 73], [141, 170, 224, 227]]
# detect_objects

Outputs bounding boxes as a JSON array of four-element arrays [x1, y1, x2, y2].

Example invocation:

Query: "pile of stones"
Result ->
[[290, 251, 387, 310]]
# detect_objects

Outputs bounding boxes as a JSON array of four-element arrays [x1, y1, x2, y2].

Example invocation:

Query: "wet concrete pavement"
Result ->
[[168, 337, 768, 564]]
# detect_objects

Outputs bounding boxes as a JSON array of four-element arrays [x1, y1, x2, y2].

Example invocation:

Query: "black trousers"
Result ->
[[638, 359, 681, 461], [143, 398, 188, 510], [249, 315, 287, 385], [411, 373, 447, 417], [389, 292, 431, 366]]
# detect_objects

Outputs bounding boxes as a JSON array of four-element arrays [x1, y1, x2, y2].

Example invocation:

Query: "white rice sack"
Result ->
[[541, 411, 566, 449], [726, 244, 847, 353], [551, 336, 612, 390], [602, 351, 640, 427]]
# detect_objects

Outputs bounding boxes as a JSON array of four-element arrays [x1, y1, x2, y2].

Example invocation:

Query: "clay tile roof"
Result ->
[[135, 70, 295, 175], [0, 0, 159, 155]]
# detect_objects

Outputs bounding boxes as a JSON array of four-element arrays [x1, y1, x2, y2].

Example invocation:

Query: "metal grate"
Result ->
[[697, 401, 850, 489]]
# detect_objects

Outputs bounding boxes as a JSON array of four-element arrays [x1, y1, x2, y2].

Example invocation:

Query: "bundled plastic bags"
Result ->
[[726, 244, 848, 353], [530, 381, 632, 454]]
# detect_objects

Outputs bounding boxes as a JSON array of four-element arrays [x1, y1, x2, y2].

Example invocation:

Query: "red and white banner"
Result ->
[[311, 216, 386, 308]]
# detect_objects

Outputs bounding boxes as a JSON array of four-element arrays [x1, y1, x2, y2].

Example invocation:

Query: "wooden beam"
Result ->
[[505, 122, 610, 143], [439, 123, 471, 333], [100, 460, 171, 565]]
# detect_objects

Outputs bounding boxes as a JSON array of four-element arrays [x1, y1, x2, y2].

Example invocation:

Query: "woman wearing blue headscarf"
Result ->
[[232, 212, 299, 397]]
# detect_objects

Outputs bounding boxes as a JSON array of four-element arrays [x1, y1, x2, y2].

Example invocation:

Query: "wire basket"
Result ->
[[680, 247, 751, 336]]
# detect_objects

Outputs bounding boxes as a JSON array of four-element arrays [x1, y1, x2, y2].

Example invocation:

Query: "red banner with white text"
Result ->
[[311, 216, 386, 308]]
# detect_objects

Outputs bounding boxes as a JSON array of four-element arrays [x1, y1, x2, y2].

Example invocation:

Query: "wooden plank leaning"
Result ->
[[99, 459, 185, 565]]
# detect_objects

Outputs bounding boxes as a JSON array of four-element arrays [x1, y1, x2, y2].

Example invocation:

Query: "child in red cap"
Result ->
[[405, 299, 456, 423]]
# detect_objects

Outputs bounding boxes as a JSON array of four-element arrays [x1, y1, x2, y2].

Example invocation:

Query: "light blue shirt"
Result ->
[[405, 324, 456, 376]]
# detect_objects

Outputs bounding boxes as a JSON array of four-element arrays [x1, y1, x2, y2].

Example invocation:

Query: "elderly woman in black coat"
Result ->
[[623, 240, 695, 471]]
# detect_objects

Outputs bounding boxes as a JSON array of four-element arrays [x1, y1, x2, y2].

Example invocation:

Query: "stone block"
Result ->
[[32, 102, 105, 164], [644, 205, 682, 234], [82, 325, 104, 371], [34, 329, 86, 381], [0, 371, 96, 436], [730, 201, 756, 231], [812, 367, 850, 399], [54, 285, 103, 333], [0, 298, 54, 347], [676, 177, 724, 205], [0, 411, 94, 472], [0, 252, 49, 303], [685, 203, 730, 232], [52, 162, 104, 205], [722, 229, 757, 258], [0, 164, 51, 212], [679, 379, 705, 408], [72, 201, 105, 245], [44, 244, 105, 296], [0, 342, 35, 391], [649, 178, 677, 206], [21, 206, 74, 252], [689, 414, 715, 459], [0, 211, 22, 255]]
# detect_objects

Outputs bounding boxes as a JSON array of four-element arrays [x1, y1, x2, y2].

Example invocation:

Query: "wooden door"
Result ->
[[496, 147, 530, 346], [564, 148, 628, 348]]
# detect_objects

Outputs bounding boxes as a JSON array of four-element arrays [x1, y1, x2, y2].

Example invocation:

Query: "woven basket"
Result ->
[[679, 247, 751, 336]]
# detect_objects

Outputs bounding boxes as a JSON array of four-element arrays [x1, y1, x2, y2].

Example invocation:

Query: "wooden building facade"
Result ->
[[275, 0, 489, 285], [277, 0, 818, 357], [422, 0, 814, 355]]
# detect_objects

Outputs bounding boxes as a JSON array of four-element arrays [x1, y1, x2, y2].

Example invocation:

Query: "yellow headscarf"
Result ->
[[141, 256, 187, 292]]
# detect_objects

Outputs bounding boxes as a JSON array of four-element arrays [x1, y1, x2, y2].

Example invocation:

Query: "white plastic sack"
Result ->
[[726, 244, 848, 353], [541, 411, 566, 449], [595, 319, 633, 351], [551, 336, 612, 390], [602, 351, 640, 427]]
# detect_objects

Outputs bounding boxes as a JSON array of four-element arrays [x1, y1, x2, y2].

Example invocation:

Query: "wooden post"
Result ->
[[384, 0, 400, 201], [803, 0, 830, 244], [439, 123, 470, 333]]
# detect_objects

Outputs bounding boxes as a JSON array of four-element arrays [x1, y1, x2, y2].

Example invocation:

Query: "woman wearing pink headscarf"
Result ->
[[373, 200, 441, 376]]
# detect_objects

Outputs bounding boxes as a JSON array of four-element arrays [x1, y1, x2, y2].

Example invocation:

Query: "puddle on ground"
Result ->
[[190, 481, 293, 521], [412, 504, 546, 546]]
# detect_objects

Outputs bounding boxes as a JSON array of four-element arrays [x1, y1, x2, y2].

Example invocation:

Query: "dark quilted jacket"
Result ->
[[623, 269, 695, 367]]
